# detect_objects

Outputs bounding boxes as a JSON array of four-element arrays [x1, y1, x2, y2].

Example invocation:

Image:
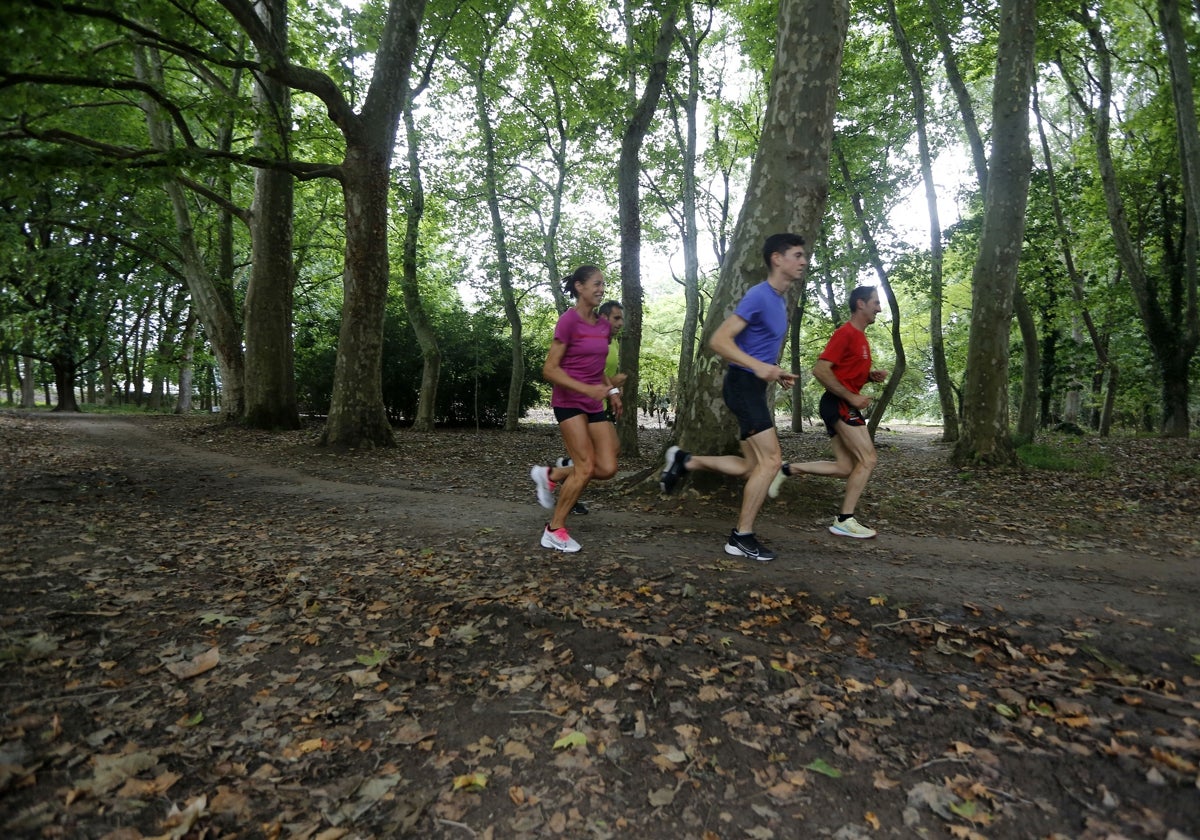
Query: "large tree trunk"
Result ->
[[243, 0, 299, 430], [20, 355, 37, 408], [322, 146, 398, 448], [1156, 0, 1200, 436], [952, 0, 1036, 467], [315, 0, 427, 448], [674, 0, 849, 457], [50, 354, 80, 412], [617, 4, 679, 457]]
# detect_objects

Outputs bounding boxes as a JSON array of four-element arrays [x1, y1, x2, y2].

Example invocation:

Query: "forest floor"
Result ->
[[1, 409, 1199, 840]]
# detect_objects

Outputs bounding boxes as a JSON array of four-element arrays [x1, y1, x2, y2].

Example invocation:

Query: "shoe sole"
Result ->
[[724, 543, 776, 562], [767, 470, 787, 499], [530, 466, 556, 509], [541, 536, 581, 553], [828, 525, 875, 539]]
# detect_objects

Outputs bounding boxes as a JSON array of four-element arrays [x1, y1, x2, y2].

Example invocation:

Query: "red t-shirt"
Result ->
[[819, 322, 872, 394], [551, 307, 612, 412]]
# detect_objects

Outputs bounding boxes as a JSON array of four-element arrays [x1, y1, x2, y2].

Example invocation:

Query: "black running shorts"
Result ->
[[722, 367, 774, 440]]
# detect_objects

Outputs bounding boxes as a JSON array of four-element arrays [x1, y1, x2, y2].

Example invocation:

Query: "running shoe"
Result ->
[[767, 467, 788, 499], [541, 525, 581, 553], [555, 456, 572, 468], [659, 446, 690, 493], [724, 530, 776, 562], [530, 465, 556, 509], [829, 516, 876, 539]]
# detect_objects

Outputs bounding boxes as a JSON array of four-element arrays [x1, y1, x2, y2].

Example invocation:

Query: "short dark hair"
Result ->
[[762, 233, 806, 269], [598, 300, 623, 319], [849, 285, 877, 314], [561, 265, 602, 298]]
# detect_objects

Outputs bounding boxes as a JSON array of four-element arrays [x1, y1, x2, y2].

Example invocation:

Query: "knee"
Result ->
[[761, 452, 782, 474], [573, 460, 596, 481], [859, 450, 877, 472]]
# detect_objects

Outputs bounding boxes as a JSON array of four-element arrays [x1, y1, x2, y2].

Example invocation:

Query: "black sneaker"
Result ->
[[571, 501, 589, 515], [659, 445, 690, 493], [724, 530, 776, 562]]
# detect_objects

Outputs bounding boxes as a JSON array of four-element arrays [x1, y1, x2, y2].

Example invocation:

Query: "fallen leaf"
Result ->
[[165, 647, 219, 680]]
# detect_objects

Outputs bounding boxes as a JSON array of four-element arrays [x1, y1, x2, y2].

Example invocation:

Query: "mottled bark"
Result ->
[[243, 0, 300, 430], [675, 0, 850, 457], [952, 0, 1036, 467]]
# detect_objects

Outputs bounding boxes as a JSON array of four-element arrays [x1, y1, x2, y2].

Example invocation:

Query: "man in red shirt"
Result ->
[[769, 286, 889, 538]]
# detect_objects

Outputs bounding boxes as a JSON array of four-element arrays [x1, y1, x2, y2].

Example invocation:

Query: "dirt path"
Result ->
[[58, 412, 1200, 634]]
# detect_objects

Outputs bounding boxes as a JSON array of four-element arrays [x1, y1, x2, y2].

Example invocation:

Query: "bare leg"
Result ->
[[790, 423, 876, 515], [685, 429, 782, 534], [549, 417, 619, 530]]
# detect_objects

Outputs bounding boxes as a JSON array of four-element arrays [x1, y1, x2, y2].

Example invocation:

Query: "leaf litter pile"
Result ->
[[1, 411, 1199, 840]]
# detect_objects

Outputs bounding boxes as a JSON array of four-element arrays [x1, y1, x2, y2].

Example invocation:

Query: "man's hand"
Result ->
[[869, 369, 889, 383], [756, 364, 795, 387]]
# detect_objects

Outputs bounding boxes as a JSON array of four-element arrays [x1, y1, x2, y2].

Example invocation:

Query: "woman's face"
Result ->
[[576, 272, 605, 308]]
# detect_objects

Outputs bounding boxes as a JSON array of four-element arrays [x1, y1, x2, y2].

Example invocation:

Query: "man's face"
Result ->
[[605, 309, 624, 332], [863, 292, 881, 323], [777, 246, 809, 279]]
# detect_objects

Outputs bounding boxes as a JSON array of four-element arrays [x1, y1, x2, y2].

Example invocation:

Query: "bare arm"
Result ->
[[812, 359, 870, 410], [543, 340, 615, 404], [709, 316, 796, 388]]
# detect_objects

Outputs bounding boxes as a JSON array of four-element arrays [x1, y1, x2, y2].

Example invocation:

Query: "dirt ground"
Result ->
[[1, 410, 1198, 840]]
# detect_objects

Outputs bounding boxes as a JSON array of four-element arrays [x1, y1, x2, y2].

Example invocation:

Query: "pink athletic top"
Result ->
[[551, 307, 612, 412]]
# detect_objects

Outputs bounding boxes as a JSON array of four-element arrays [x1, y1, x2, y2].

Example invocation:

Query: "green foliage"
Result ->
[[1016, 440, 1108, 476]]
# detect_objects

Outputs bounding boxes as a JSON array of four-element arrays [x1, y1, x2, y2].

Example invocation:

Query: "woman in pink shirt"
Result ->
[[529, 266, 624, 552]]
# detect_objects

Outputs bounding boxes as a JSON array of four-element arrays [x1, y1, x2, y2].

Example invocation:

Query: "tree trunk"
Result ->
[[175, 309, 197, 414], [1032, 83, 1116, 437], [675, 0, 849, 457], [242, 0, 300, 431], [1062, 5, 1198, 438], [317, 0, 428, 448], [672, 0, 709, 392], [952, 0, 1036, 467], [133, 45, 246, 421], [20, 355, 36, 408], [888, 0, 956, 442], [401, 102, 441, 432], [1156, 0, 1200, 436], [1013, 286, 1040, 442], [322, 146, 398, 448], [617, 4, 679, 458], [50, 353, 80, 412]]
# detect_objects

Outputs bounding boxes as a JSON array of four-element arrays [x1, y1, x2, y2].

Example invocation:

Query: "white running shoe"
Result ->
[[829, 516, 876, 539], [767, 467, 788, 499], [541, 525, 581, 553], [530, 465, 556, 509]]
